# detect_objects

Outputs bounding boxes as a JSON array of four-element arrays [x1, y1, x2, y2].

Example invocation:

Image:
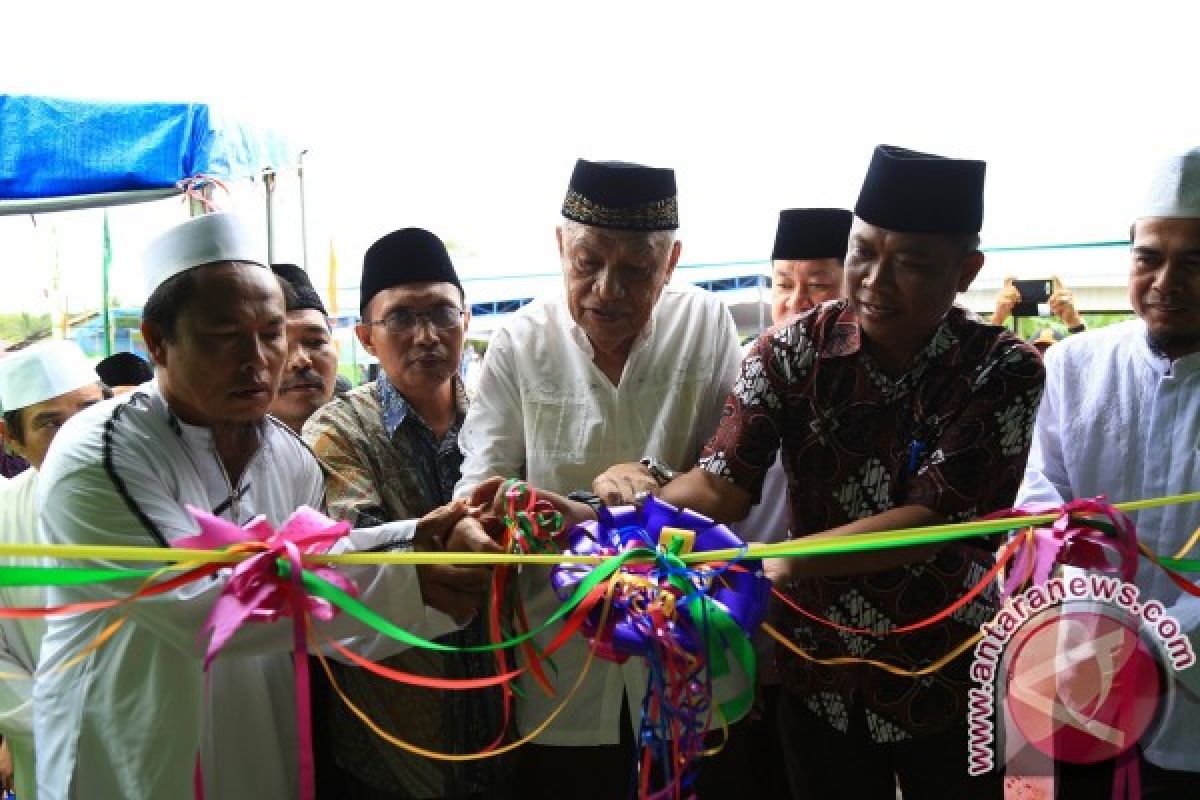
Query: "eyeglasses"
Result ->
[[367, 304, 465, 334]]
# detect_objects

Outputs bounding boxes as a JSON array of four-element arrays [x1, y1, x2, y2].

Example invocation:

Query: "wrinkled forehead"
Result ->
[[847, 217, 957, 259], [286, 308, 332, 332], [772, 258, 844, 279], [186, 261, 284, 318], [561, 221, 673, 259], [1132, 216, 1200, 249]]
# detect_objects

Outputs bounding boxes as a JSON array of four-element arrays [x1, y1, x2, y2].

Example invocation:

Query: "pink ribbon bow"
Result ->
[[176, 505, 357, 800], [997, 498, 1142, 800], [1000, 497, 1139, 600]]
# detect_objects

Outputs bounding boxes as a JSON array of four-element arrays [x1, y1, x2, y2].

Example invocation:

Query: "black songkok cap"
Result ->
[[561, 159, 679, 231], [95, 352, 153, 387], [271, 263, 328, 316], [359, 228, 461, 314], [771, 208, 854, 261], [854, 145, 986, 234]]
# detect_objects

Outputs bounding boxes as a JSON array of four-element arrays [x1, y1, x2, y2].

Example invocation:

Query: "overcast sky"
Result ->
[[1, 0, 1197, 312]]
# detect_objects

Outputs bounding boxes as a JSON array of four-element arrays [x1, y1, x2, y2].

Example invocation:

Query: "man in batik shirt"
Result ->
[[647, 145, 1045, 797], [303, 228, 510, 799]]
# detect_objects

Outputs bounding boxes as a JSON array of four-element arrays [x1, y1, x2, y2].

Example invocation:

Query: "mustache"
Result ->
[[279, 368, 326, 391], [406, 347, 449, 363]]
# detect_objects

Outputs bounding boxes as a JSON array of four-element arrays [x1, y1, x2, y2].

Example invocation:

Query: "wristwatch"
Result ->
[[566, 490, 605, 516], [639, 457, 679, 487], [1067, 323, 1086, 334]]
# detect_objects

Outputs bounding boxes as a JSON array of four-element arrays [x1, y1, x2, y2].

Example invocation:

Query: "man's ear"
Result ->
[[956, 251, 986, 293], [354, 324, 378, 358], [663, 239, 682, 284], [555, 225, 566, 260], [141, 321, 168, 368]]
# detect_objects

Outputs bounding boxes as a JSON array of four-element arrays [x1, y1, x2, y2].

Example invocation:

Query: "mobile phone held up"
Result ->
[[1013, 278, 1052, 317]]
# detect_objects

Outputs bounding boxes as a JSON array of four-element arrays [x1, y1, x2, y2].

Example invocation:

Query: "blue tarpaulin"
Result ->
[[0, 94, 294, 201]]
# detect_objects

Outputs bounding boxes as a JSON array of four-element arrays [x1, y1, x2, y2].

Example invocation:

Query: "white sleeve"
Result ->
[[40, 461, 455, 662], [0, 619, 34, 739], [1017, 344, 1070, 507], [455, 327, 526, 498], [694, 303, 743, 458], [1164, 594, 1200, 696]]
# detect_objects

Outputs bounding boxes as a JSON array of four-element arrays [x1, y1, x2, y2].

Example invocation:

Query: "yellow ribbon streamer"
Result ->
[[310, 568, 622, 761], [1, 490, 1196, 567], [762, 622, 983, 677], [1174, 526, 1200, 560]]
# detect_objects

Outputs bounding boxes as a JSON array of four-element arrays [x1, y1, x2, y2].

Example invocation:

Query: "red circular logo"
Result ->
[[1005, 609, 1160, 764]]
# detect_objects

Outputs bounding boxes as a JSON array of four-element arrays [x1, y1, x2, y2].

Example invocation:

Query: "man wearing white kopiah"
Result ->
[[0, 341, 107, 800], [455, 159, 741, 797], [1018, 147, 1200, 797], [33, 212, 498, 800]]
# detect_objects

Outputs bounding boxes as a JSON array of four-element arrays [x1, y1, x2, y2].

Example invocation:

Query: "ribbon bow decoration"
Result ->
[[175, 505, 358, 800], [1000, 497, 1139, 599], [175, 505, 357, 667]]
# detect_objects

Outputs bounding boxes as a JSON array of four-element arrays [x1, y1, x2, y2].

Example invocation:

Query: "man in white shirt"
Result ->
[[33, 212, 499, 800], [0, 340, 107, 800], [456, 159, 741, 798], [1019, 147, 1200, 798]]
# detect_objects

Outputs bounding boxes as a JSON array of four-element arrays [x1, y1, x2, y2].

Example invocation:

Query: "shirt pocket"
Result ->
[[523, 394, 589, 460]]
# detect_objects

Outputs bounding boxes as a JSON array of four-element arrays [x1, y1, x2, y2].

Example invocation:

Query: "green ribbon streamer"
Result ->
[[1160, 557, 1200, 574], [1, 536, 1191, 725], [0, 565, 157, 586], [292, 547, 644, 653]]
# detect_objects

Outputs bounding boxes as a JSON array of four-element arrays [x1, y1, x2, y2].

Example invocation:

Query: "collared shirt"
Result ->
[[33, 381, 454, 800], [0, 467, 43, 800], [701, 300, 1045, 741], [1018, 319, 1200, 772], [304, 376, 510, 798], [455, 284, 742, 745], [377, 372, 465, 508]]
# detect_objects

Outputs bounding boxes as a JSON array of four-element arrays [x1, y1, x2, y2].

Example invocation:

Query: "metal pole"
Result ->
[[263, 167, 277, 264], [101, 209, 113, 356], [757, 273, 765, 333], [297, 150, 310, 271]]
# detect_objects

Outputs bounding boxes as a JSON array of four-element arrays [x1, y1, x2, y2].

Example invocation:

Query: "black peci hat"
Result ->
[[359, 228, 462, 314], [95, 352, 153, 387], [271, 263, 328, 316], [854, 145, 986, 235], [561, 159, 679, 231], [771, 208, 853, 261]]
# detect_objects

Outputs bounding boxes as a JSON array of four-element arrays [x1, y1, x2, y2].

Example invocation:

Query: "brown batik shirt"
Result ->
[[700, 300, 1045, 742], [303, 375, 511, 798]]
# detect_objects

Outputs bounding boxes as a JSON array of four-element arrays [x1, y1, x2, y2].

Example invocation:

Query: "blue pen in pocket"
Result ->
[[907, 439, 925, 475]]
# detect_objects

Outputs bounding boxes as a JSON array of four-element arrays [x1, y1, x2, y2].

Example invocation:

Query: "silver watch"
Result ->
[[639, 457, 678, 487]]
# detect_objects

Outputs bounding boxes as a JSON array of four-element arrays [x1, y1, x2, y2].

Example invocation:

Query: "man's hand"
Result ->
[[593, 461, 659, 506], [763, 556, 792, 586], [993, 276, 1020, 327], [1048, 275, 1084, 329], [467, 476, 507, 515], [414, 501, 503, 624], [0, 737, 12, 794], [413, 499, 471, 550]]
